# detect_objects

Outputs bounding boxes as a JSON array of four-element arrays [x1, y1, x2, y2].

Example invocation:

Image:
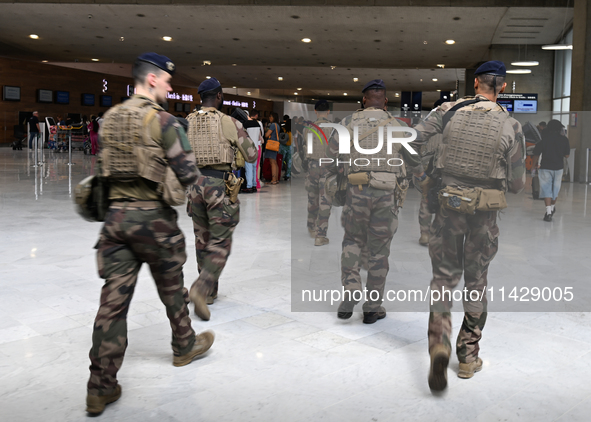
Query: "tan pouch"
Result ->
[[476, 189, 507, 211], [234, 147, 245, 168], [438, 186, 480, 215], [369, 172, 398, 191], [225, 172, 243, 204], [348, 172, 370, 186], [160, 167, 186, 206]]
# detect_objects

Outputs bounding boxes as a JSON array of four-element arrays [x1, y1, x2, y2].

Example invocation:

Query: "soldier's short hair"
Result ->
[[200, 86, 222, 102], [477, 74, 505, 93], [315, 101, 330, 112], [364, 88, 386, 98], [132, 59, 165, 85]]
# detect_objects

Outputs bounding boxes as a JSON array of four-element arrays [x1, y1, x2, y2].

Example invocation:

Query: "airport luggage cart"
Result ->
[[70, 125, 91, 154], [53, 126, 71, 152]]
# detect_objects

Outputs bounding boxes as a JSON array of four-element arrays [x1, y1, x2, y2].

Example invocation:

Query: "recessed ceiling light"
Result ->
[[353, 78, 359, 82], [294, 92, 298, 95], [278, 77, 283, 81], [297, 88, 302, 91], [247, 92, 251, 95], [511, 61, 539, 66], [42, 60, 48, 63], [343, 93, 348, 96], [232, 63, 237, 66], [92, 58, 99, 62], [395, 93, 400, 97], [506, 69, 532, 74], [357, 101, 361, 103], [423, 41, 428, 45], [232, 86, 237, 88], [432, 78, 438, 81], [542, 44, 572, 50], [301, 38, 312, 43], [445, 39, 455, 44], [29, 34, 39, 39], [437, 64, 445, 68], [203, 60, 211, 65], [330, 66, 337, 70], [437, 89, 441, 92], [162, 36, 172, 41], [119, 37, 125, 42], [206, 76, 211, 79]]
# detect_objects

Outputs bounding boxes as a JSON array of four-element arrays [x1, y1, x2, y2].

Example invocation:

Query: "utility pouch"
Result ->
[[476, 189, 507, 211], [348, 172, 370, 187], [368, 172, 397, 191], [160, 167, 186, 206], [225, 172, 243, 204], [439, 186, 479, 215], [427, 177, 443, 214]]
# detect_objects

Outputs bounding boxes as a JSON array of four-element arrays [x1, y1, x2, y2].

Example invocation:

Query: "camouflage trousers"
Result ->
[[341, 184, 399, 312], [419, 195, 432, 235], [305, 161, 332, 237], [88, 201, 195, 396], [428, 207, 499, 364], [187, 175, 240, 298]]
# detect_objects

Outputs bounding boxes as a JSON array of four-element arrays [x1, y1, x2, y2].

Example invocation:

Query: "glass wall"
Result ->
[[552, 28, 573, 127]]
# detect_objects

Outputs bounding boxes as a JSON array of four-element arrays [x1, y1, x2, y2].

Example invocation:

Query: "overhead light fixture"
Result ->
[[120, 37, 125, 42], [42, 60, 48, 63], [294, 92, 298, 95], [92, 58, 99, 62], [297, 88, 302, 91], [542, 44, 572, 50], [203, 60, 211, 66], [206, 76, 211, 79], [432, 78, 438, 81], [395, 93, 400, 97], [353, 78, 358, 82], [247, 92, 251, 95], [437, 89, 441, 92], [301, 38, 312, 43], [232, 86, 236, 88], [278, 77, 283, 81], [445, 40, 455, 45], [29, 34, 39, 39], [343, 93, 348, 96], [437, 64, 445, 68], [330, 66, 336, 70], [506, 69, 532, 74], [232, 63, 237, 66], [511, 61, 539, 66], [162, 36, 172, 41]]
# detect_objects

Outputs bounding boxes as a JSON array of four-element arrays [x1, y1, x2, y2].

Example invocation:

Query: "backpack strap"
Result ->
[[441, 99, 482, 131]]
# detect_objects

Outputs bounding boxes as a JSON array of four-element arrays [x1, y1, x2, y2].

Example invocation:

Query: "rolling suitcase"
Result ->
[[532, 174, 540, 200], [262, 153, 284, 181]]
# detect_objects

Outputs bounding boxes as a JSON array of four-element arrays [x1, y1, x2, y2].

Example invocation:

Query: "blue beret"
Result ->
[[314, 100, 329, 110], [474, 60, 506, 76], [137, 52, 175, 75], [198, 77, 222, 94], [362, 79, 386, 93]]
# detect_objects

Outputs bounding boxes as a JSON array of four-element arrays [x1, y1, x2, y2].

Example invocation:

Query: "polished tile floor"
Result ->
[[1, 147, 591, 421]]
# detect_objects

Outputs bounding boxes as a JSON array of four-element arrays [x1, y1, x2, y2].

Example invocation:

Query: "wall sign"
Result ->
[[102, 79, 108, 93], [223, 100, 249, 108], [3, 86, 20, 101], [55, 91, 69, 104], [38, 89, 53, 103], [167, 92, 193, 102]]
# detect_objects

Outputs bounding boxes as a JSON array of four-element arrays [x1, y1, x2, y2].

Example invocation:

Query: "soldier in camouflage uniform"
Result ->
[[86, 53, 214, 415], [414, 61, 525, 391], [326, 80, 419, 324], [304, 100, 333, 246], [186, 78, 257, 321]]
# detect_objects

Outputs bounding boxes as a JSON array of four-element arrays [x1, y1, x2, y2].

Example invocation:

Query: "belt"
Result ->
[[110, 200, 166, 209], [200, 169, 230, 180]]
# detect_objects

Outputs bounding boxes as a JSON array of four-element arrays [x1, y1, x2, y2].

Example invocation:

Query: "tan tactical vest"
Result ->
[[100, 96, 166, 184], [186, 108, 234, 168], [347, 109, 405, 176], [439, 102, 510, 183], [305, 117, 332, 160]]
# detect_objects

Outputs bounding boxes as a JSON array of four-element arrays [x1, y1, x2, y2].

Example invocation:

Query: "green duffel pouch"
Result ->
[[369, 172, 398, 191], [476, 189, 507, 211]]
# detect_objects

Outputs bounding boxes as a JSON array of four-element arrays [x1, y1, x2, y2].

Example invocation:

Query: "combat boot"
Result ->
[[337, 300, 356, 319], [428, 344, 450, 391], [419, 232, 429, 246], [190, 287, 210, 321], [458, 357, 483, 379], [172, 331, 215, 367], [206, 292, 218, 305], [86, 384, 122, 415], [362, 306, 386, 324], [314, 236, 329, 246]]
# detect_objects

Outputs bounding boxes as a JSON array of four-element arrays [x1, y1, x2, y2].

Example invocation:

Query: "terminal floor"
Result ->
[[1, 147, 591, 422]]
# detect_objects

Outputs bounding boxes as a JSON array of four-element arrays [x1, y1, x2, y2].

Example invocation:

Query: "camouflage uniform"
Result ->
[[187, 107, 257, 300], [88, 95, 199, 396], [304, 116, 333, 237], [415, 94, 526, 363], [327, 108, 414, 312], [417, 133, 443, 237]]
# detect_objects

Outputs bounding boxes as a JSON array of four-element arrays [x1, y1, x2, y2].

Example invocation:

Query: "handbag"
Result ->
[[266, 125, 280, 152]]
